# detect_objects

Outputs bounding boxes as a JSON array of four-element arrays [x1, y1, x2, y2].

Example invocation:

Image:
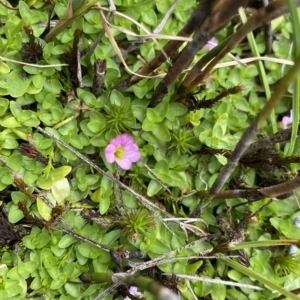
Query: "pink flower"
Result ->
[[282, 109, 293, 129], [105, 134, 141, 170], [204, 37, 218, 51], [124, 286, 143, 300]]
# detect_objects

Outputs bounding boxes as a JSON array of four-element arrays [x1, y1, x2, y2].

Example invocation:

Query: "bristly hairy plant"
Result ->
[[273, 254, 300, 277], [169, 128, 195, 155], [116, 209, 156, 238], [104, 102, 135, 133]]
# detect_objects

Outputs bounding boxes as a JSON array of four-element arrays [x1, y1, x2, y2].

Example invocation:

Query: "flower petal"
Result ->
[[105, 144, 116, 163], [120, 134, 134, 146], [129, 286, 138, 294], [204, 37, 218, 51], [282, 109, 293, 129], [124, 148, 141, 162], [123, 142, 138, 151], [116, 158, 132, 170], [129, 286, 143, 297], [282, 116, 291, 129], [109, 136, 121, 147]]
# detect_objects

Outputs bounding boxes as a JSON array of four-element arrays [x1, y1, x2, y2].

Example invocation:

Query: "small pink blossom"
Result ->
[[124, 286, 143, 300], [105, 134, 140, 170], [204, 37, 218, 51], [282, 109, 293, 129]]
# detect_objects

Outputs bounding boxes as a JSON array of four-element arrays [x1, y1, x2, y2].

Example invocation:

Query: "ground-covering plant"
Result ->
[[0, 0, 300, 299]]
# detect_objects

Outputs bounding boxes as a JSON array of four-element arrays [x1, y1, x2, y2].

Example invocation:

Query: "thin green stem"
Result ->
[[286, 0, 300, 155], [259, 53, 300, 127], [239, 8, 277, 138], [232, 239, 300, 251], [220, 258, 300, 300], [44, 0, 99, 42]]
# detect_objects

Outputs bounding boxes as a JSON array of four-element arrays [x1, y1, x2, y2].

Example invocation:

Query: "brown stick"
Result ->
[[150, 0, 250, 106], [189, 0, 296, 87], [214, 175, 300, 200], [114, 0, 216, 91]]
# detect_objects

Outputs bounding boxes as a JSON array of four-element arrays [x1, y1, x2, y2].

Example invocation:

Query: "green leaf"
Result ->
[[0, 115, 21, 128], [52, 178, 70, 204], [147, 179, 163, 197], [101, 229, 120, 245], [0, 61, 10, 74], [206, 137, 226, 148], [87, 121, 106, 133], [77, 242, 103, 259], [22, 235, 36, 250], [0, 98, 9, 116], [132, 105, 147, 122], [37, 197, 52, 221], [36, 175, 54, 190], [221, 135, 238, 148], [110, 89, 125, 106], [5, 279, 22, 297], [186, 260, 203, 275], [36, 230, 51, 248], [32, 75, 46, 89], [23, 65, 39, 74], [171, 234, 185, 249], [58, 234, 77, 248], [133, 84, 148, 99], [227, 67, 241, 86], [141, 9, 157, 26], [199, 129, 212, 143], [147, 108, 160, 123], [227, 289, 248, 300], [166, 102, 188, 121], [99, 196, 110, 214], [50, 166, 72, 182], [152, 121, 170, 142], [91, 187, 103, 203], [149, 238, 171, 254], [44, 78, 63, 94], [18, 1, 33, 20], [8, 204, 24, 223], [50, 278, 65, 289], [156, 0, 173, 14], [232, 97, 249, 112], [122, 191, 138, 208], [142, 117, 158, 131], [6, 70, 31, 97], [43, 42, 54, 60], [10, 101, 22, 118], [147, 102, 168, 123], [17, 261, 37, 277], [65, 282, 81, 297], [69, 133, 84, 149], [212, 123, 223, 139], [78, 89, 97, 107], [154, 159, 169, 173], [215, 154, 227, 166], [7, 267, 20, 280], [228, 270, 243, 282], [18, 111, 40, 126], [211, 279, 226, 300], [167, 170, 185, 187], [5, 153, 22, 172], [215, 113, 228, 136]]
